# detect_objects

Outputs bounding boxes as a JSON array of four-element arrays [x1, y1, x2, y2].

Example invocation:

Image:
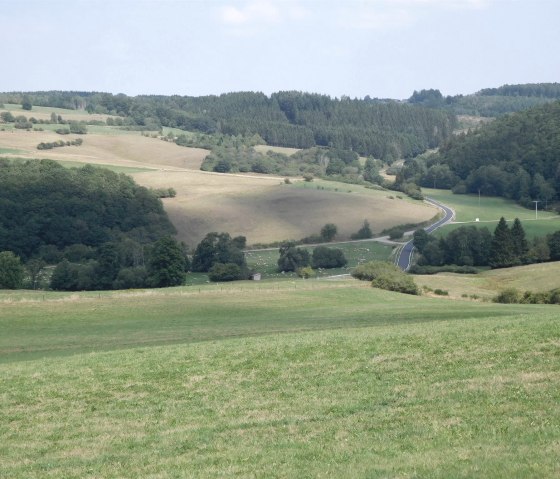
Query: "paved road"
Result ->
[[395, 197, 455, 271]]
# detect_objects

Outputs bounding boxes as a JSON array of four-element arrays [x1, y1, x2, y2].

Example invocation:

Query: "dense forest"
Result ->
[[0, 90, 456, 160], [0, 160, 189, 290], [408, 83, 560, 117], [396, 100, 560, 207]]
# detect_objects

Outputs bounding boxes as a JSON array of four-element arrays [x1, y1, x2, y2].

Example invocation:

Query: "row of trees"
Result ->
[[413, 218, 560, 270]]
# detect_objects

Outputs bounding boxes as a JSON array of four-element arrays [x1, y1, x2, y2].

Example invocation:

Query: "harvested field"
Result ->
[[134, 169, 437, 247], [0, 129, 208, 169], [0, 127, 436, 247]]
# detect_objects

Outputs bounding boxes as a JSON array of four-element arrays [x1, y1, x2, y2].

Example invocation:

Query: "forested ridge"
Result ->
[[408, 83, 560, 117], [397, 100, 560, 206], [0, 90, 456, 160]]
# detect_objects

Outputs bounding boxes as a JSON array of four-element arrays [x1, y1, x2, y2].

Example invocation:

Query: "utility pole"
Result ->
[[532, 200, 540, 220]]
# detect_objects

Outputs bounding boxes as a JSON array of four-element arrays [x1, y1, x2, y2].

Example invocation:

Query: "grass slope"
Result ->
[[423, 188, 560, 238], [416, 261, 560, 300], [1, 282, 559, 477]]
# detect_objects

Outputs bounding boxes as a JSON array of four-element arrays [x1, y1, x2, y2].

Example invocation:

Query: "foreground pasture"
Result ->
[[1, 282, 559, 477]]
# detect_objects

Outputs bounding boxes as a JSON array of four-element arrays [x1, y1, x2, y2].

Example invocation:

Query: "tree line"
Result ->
[[412, 217, 560, 272]]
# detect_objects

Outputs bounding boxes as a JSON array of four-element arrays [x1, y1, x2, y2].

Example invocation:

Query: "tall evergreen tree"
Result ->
[[489, 217, 516, 268], [510, 218, 529, 263]]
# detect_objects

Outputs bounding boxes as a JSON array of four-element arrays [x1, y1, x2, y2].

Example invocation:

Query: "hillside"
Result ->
[[1, 91, 457, 160], [397, 101, 560, 206], [0, 109, 437, 248]]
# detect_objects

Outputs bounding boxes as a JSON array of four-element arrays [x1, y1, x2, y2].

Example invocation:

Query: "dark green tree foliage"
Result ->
[[147, 237, 187, 287], [277, 241, 310, 272], [489, 218, 516, 268], [547, 231, 560, 261], [416, 226, 492, 267], [408, 89, 444, 108], [0, 160, 175, 260], [1, 90, 456, 159], [351, 220, 373, 240], [50, 259, 96, 291], [417, 101, 560, 204], [320, 223, 337, 242], [191, 232, 246, 273], [208, 263, 243, 282], [412, 229, 432, 254], [311, 246, 347, 269], [511, 218, 529, 261], [95, 242, 120, 289], [0, 251, 24, 289], [21, 95, 32, 111]]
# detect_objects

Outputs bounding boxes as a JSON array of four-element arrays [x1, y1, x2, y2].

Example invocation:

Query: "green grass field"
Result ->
[[1, 281, 559, 477], [423, 188, 560, 238], [245, 240, 394, 279]]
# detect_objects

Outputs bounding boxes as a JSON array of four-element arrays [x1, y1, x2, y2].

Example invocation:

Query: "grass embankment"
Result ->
[[424, 188, 560, 238], [1, 282, 559, 477], [415, 261, 560, 301]]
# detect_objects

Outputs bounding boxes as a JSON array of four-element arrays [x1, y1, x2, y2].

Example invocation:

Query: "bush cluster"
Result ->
[[37, 138, 83, 150], [493, 287, 560, 305], [352, 261, 419, 295]]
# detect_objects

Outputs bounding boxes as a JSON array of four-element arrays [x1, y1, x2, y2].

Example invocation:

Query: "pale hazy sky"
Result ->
[[2, 0, 559, 99]]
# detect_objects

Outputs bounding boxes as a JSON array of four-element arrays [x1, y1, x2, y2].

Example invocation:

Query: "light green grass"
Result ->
[[416, 261, 560, 300], [0, 156, 153, 174], [423, 187, 557, 223], [2, 103, 88, 116], [1, 283, 559, 477], [245, 240, 394, 279], [423, 188, 560, 239], [0, 147, 24, 154]]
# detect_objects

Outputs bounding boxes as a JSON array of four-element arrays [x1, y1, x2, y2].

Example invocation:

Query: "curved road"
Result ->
[[395, 197, 455, 271]]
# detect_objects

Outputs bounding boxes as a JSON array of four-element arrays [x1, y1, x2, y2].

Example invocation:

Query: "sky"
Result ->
[[2, 0, 559, 99]]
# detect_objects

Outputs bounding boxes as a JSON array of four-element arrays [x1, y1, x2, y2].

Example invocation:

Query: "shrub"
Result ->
[[409, 265, 479, 275], [371, 274, 419, 295], [297, 266, 315, 279], [312, 246, 347, 269], [352, 261, 419, 295], [433, 289, 449, 296], [113, 267, 148, 289], [350, 220, 373, 240], [208, 262, 243, 282], [493, 288, 521, 304]]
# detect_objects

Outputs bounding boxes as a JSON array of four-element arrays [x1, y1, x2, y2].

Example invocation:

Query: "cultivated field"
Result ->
[[0, 117, 438, 247], [1, 281, 559, 477]]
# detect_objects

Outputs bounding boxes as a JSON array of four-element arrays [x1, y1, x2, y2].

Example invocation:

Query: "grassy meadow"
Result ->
[[423, 188, 560, 238], [1, 281, 559, 477], [415, 261, 560, 300]]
